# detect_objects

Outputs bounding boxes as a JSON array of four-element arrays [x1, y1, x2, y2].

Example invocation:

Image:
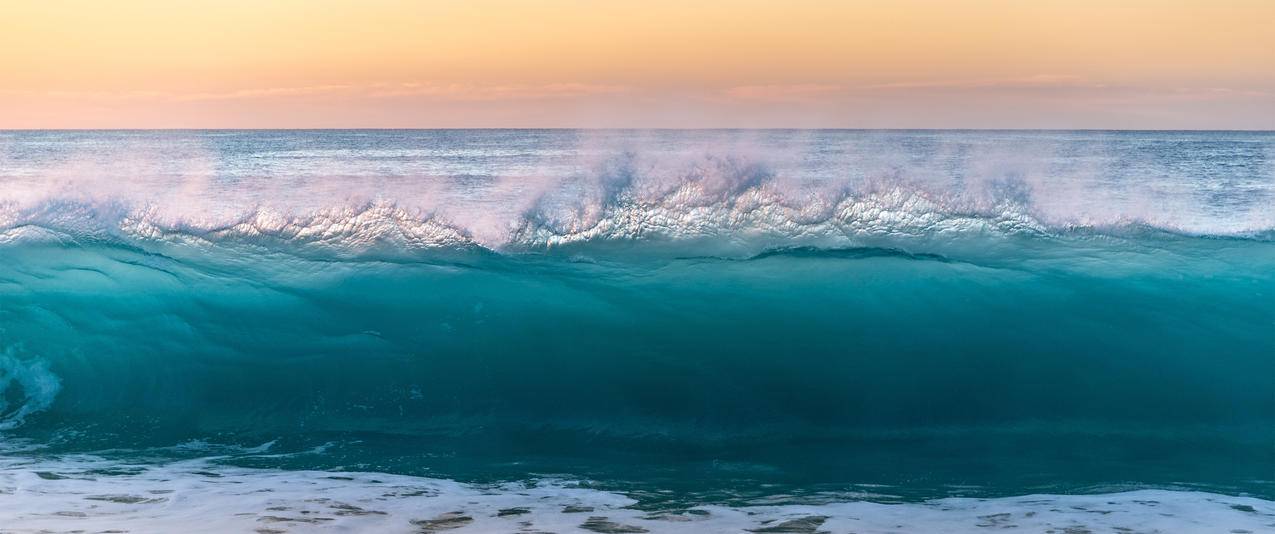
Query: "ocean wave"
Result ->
[[4, 132, 1274, 532]]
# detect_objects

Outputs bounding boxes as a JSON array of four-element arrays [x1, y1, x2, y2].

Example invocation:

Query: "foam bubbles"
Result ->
[[0, 454, 1271, 533]]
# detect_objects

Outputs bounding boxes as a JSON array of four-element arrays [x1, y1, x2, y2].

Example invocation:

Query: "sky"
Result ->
[[1, 0, 1273, 129]]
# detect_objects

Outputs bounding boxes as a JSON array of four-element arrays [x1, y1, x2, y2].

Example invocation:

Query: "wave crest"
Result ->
[[1, 151, 1271, 258], [123, 204, 477, 253]]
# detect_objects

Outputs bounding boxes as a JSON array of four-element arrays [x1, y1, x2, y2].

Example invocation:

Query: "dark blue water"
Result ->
[[1, 130, 1273, 531]]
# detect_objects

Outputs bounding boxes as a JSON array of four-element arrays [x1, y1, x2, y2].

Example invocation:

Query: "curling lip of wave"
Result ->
[[2, 197, 1264, 258]]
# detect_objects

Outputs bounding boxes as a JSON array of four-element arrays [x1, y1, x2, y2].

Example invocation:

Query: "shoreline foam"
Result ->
[[1, 454, 1272, 533]]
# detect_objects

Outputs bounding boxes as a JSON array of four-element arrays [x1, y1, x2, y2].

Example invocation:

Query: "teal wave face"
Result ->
[[2, 234, 1273, 501], [2, 130, 1274, 507]]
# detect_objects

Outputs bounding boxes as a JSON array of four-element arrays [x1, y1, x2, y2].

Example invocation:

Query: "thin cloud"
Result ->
[[863, 74, 1101, 90], [723, 84, 845, 102], [173, 85, 357, 102], [719, 75, 1274, 103], [3, 82, 632, 103], [720, 76, 1104, 102], [368, 82, 632, 100], [1168, 87, 1273, 99]]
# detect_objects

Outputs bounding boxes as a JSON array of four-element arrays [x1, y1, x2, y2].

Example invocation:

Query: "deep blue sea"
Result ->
[[1, 130, 1273, 532]]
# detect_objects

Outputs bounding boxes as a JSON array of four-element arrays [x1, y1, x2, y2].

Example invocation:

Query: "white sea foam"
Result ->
[[0, 175, 1262, 261], [0, 454, 1271, 533], [3, 132, 1273, 257]]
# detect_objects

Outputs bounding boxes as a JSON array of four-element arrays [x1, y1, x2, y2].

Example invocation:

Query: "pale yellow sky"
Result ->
[[1, 0, 1272, 128]]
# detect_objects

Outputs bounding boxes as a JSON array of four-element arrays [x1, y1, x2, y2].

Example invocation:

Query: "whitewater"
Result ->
[[1, 129, 1273, 533]]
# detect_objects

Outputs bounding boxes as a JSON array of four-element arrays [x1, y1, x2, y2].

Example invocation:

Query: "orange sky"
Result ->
[[2, 0, 1273, 128]]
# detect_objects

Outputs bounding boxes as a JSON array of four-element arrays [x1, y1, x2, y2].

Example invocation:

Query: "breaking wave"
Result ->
[[2, 131, 1273, 531], [2, 152, 1271, 261]]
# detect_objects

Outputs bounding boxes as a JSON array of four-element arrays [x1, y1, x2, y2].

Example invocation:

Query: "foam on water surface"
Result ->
[[1, 455, 1272, 534]]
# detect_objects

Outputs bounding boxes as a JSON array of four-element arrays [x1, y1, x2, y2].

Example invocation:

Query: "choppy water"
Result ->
[[1, 130, 1273, 532]]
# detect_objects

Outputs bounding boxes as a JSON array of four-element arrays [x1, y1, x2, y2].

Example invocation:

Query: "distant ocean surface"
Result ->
[[1, 130, 1273, 532]]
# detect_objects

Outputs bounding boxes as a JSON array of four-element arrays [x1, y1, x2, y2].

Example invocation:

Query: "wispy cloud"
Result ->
[[172, 85, 357, 102], [722, 84, 845, 103], [720, 75, 1275, 104], [719, 76, 1106, 102], [4, 82, 633, 103], [861, 74, 1101, 91], [369, 82, 631, 100], [1167, 86, 1273, 99]]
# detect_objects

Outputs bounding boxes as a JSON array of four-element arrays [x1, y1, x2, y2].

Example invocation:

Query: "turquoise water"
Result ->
[[1, 130, 1273, 531]]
